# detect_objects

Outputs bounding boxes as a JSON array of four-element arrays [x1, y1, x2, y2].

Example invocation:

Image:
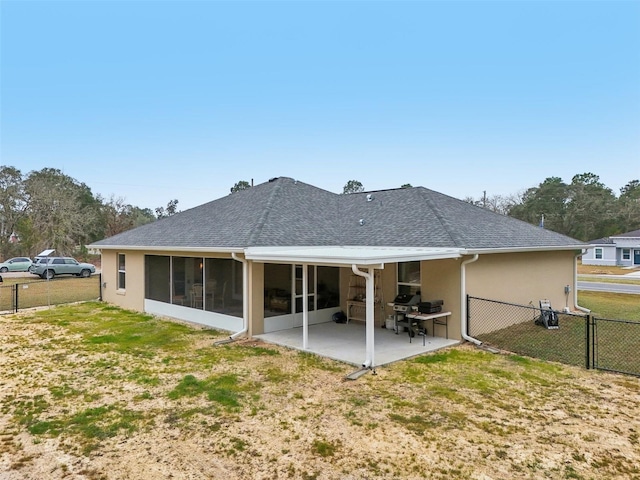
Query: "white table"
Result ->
[[404, 311, 452, 344]]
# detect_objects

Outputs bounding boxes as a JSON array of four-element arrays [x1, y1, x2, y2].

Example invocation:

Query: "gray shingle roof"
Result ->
[[613, 229, 640, 238], [92, 177, 584, 250]]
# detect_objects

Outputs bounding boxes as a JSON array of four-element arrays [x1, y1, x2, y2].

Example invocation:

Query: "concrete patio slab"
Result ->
[[255, 321, 459, 367]]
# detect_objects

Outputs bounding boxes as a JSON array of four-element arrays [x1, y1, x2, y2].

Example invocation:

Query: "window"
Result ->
[[622, 249, 631, 260], [118, 254, 126, 289], [397, 261, 421, 296], [595, 248, 603, 260]]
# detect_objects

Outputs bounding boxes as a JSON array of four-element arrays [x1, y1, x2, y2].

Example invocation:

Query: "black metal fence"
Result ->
[[0, 274, 101, 314], [467, 296, 640, 377], [592, 316, 640, 377]]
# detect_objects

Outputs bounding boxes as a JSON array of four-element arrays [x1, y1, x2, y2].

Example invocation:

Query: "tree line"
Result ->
[[0, 166, 178, 260], [464, 173, 640, 241], [2, 168, 638, 261]]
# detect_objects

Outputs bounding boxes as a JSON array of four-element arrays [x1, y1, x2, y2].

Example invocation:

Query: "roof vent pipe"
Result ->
[[229, 252, 249, 340], [359, 219, 365, 226], [366, 194, 373, 202]]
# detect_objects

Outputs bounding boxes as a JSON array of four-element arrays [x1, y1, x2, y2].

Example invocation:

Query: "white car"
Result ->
[[0, 257, 33, 273]]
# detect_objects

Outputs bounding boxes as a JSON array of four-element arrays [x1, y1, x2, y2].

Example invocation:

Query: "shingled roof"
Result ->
[[91, 177, 584, 250]]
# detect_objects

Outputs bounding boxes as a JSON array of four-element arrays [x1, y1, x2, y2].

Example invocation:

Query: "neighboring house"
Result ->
[[89, 177, 586, 367], [582, 229, 640, 267]]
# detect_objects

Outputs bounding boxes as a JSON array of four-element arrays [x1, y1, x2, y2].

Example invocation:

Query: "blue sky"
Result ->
[[2, 0, 639, 211]]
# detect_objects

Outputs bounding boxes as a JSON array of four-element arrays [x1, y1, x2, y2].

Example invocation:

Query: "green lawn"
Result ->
[[475, 291, 639, 376], [578, 291, 640, 320]]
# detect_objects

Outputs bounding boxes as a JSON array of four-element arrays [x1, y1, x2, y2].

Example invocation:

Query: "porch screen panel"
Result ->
[[204, 258, 243, 317], [145, 255, 170, 302], [317, 266, 339, 309], [264, 263, 292, 317]]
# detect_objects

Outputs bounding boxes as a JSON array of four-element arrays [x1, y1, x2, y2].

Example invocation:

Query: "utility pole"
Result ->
[[482, 191, 487, 208]]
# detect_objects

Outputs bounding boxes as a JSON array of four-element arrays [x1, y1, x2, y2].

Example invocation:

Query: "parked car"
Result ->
[[0, 257, 33, 273], [29, 257, 96, 279]]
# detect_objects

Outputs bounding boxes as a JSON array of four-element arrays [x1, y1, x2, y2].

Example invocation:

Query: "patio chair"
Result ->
[[190, 284, 203, 308]]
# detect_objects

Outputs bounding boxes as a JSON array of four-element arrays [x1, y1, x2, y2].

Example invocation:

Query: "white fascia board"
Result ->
[[464, 245, 589, 255], [87, 245, 244, 254], [244, 246, 464, 266]]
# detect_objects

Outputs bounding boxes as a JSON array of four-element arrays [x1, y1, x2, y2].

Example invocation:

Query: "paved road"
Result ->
[[577, 281, 640, 295]]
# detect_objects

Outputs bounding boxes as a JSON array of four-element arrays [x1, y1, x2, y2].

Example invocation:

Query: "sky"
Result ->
[[1, 0, 639, 212]]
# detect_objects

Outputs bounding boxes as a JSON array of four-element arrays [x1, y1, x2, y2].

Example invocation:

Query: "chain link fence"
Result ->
[[0, 275, 101, 314], [467, 296, 640, 377], [592, 316, 640, 377], [467, 296, 588, 368]]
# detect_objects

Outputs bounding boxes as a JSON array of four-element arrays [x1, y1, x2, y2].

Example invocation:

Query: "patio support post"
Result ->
[[351, 264, 375, 368], [366, 266, 375, 368], [302, 263, 309, 350], [230, 253, 249, 340]]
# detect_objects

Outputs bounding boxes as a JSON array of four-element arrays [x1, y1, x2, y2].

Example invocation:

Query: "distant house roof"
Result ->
[[588, 228, 640, 245], [90, 177, 585, 255], [588, 237, 615, 245], [612, 229, 640, 239]]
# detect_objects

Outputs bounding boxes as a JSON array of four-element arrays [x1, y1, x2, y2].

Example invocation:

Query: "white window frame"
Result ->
[[117, 253, 126, 290], [622, 249, 631, 260], [595, 248, 603, 260]]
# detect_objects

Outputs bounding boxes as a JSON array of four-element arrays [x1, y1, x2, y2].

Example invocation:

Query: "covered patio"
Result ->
[[246, 245, 465, 368], [255, 321, 459, 367]]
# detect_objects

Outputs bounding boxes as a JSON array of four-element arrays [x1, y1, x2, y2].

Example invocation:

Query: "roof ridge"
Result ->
[[415, 187, 462, 247], [247, 178, 285, 246]]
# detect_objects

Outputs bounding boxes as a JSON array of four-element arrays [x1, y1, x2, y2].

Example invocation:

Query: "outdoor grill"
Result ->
[[390, 293, 421, 335], [391, 293, 421, 313]]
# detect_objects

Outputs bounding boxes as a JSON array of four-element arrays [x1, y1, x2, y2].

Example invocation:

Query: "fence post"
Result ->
[[466, 295, 470, 337], [14, 283, 19, 313], [585, 314, 590, 369], [99, 273, 103, 301]]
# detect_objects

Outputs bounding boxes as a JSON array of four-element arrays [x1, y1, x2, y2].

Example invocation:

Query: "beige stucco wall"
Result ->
[[465, 250, 576, 309], [100, 250, 146, 312], [421, 258, 463, 340]]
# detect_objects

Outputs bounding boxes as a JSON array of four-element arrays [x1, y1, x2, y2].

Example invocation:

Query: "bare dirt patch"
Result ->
[[1, 303, 639, 479]]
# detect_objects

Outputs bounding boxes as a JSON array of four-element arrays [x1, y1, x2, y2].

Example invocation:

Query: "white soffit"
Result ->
[[244, 246, 464, 266]]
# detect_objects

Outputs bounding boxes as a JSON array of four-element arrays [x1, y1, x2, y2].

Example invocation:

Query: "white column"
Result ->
[[366, 266, 375, 368], [302, 263, 308, 350]]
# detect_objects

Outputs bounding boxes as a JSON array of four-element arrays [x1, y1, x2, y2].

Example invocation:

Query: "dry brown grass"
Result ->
[[577, 261, 637, 275], [1, 302, 639, 480]]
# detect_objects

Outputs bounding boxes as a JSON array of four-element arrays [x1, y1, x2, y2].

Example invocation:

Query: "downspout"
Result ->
[[351, 264, 375, 369], [461, 254, 482, 345], [229, 252, 249, 340], [574, 249, 590, 314]]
